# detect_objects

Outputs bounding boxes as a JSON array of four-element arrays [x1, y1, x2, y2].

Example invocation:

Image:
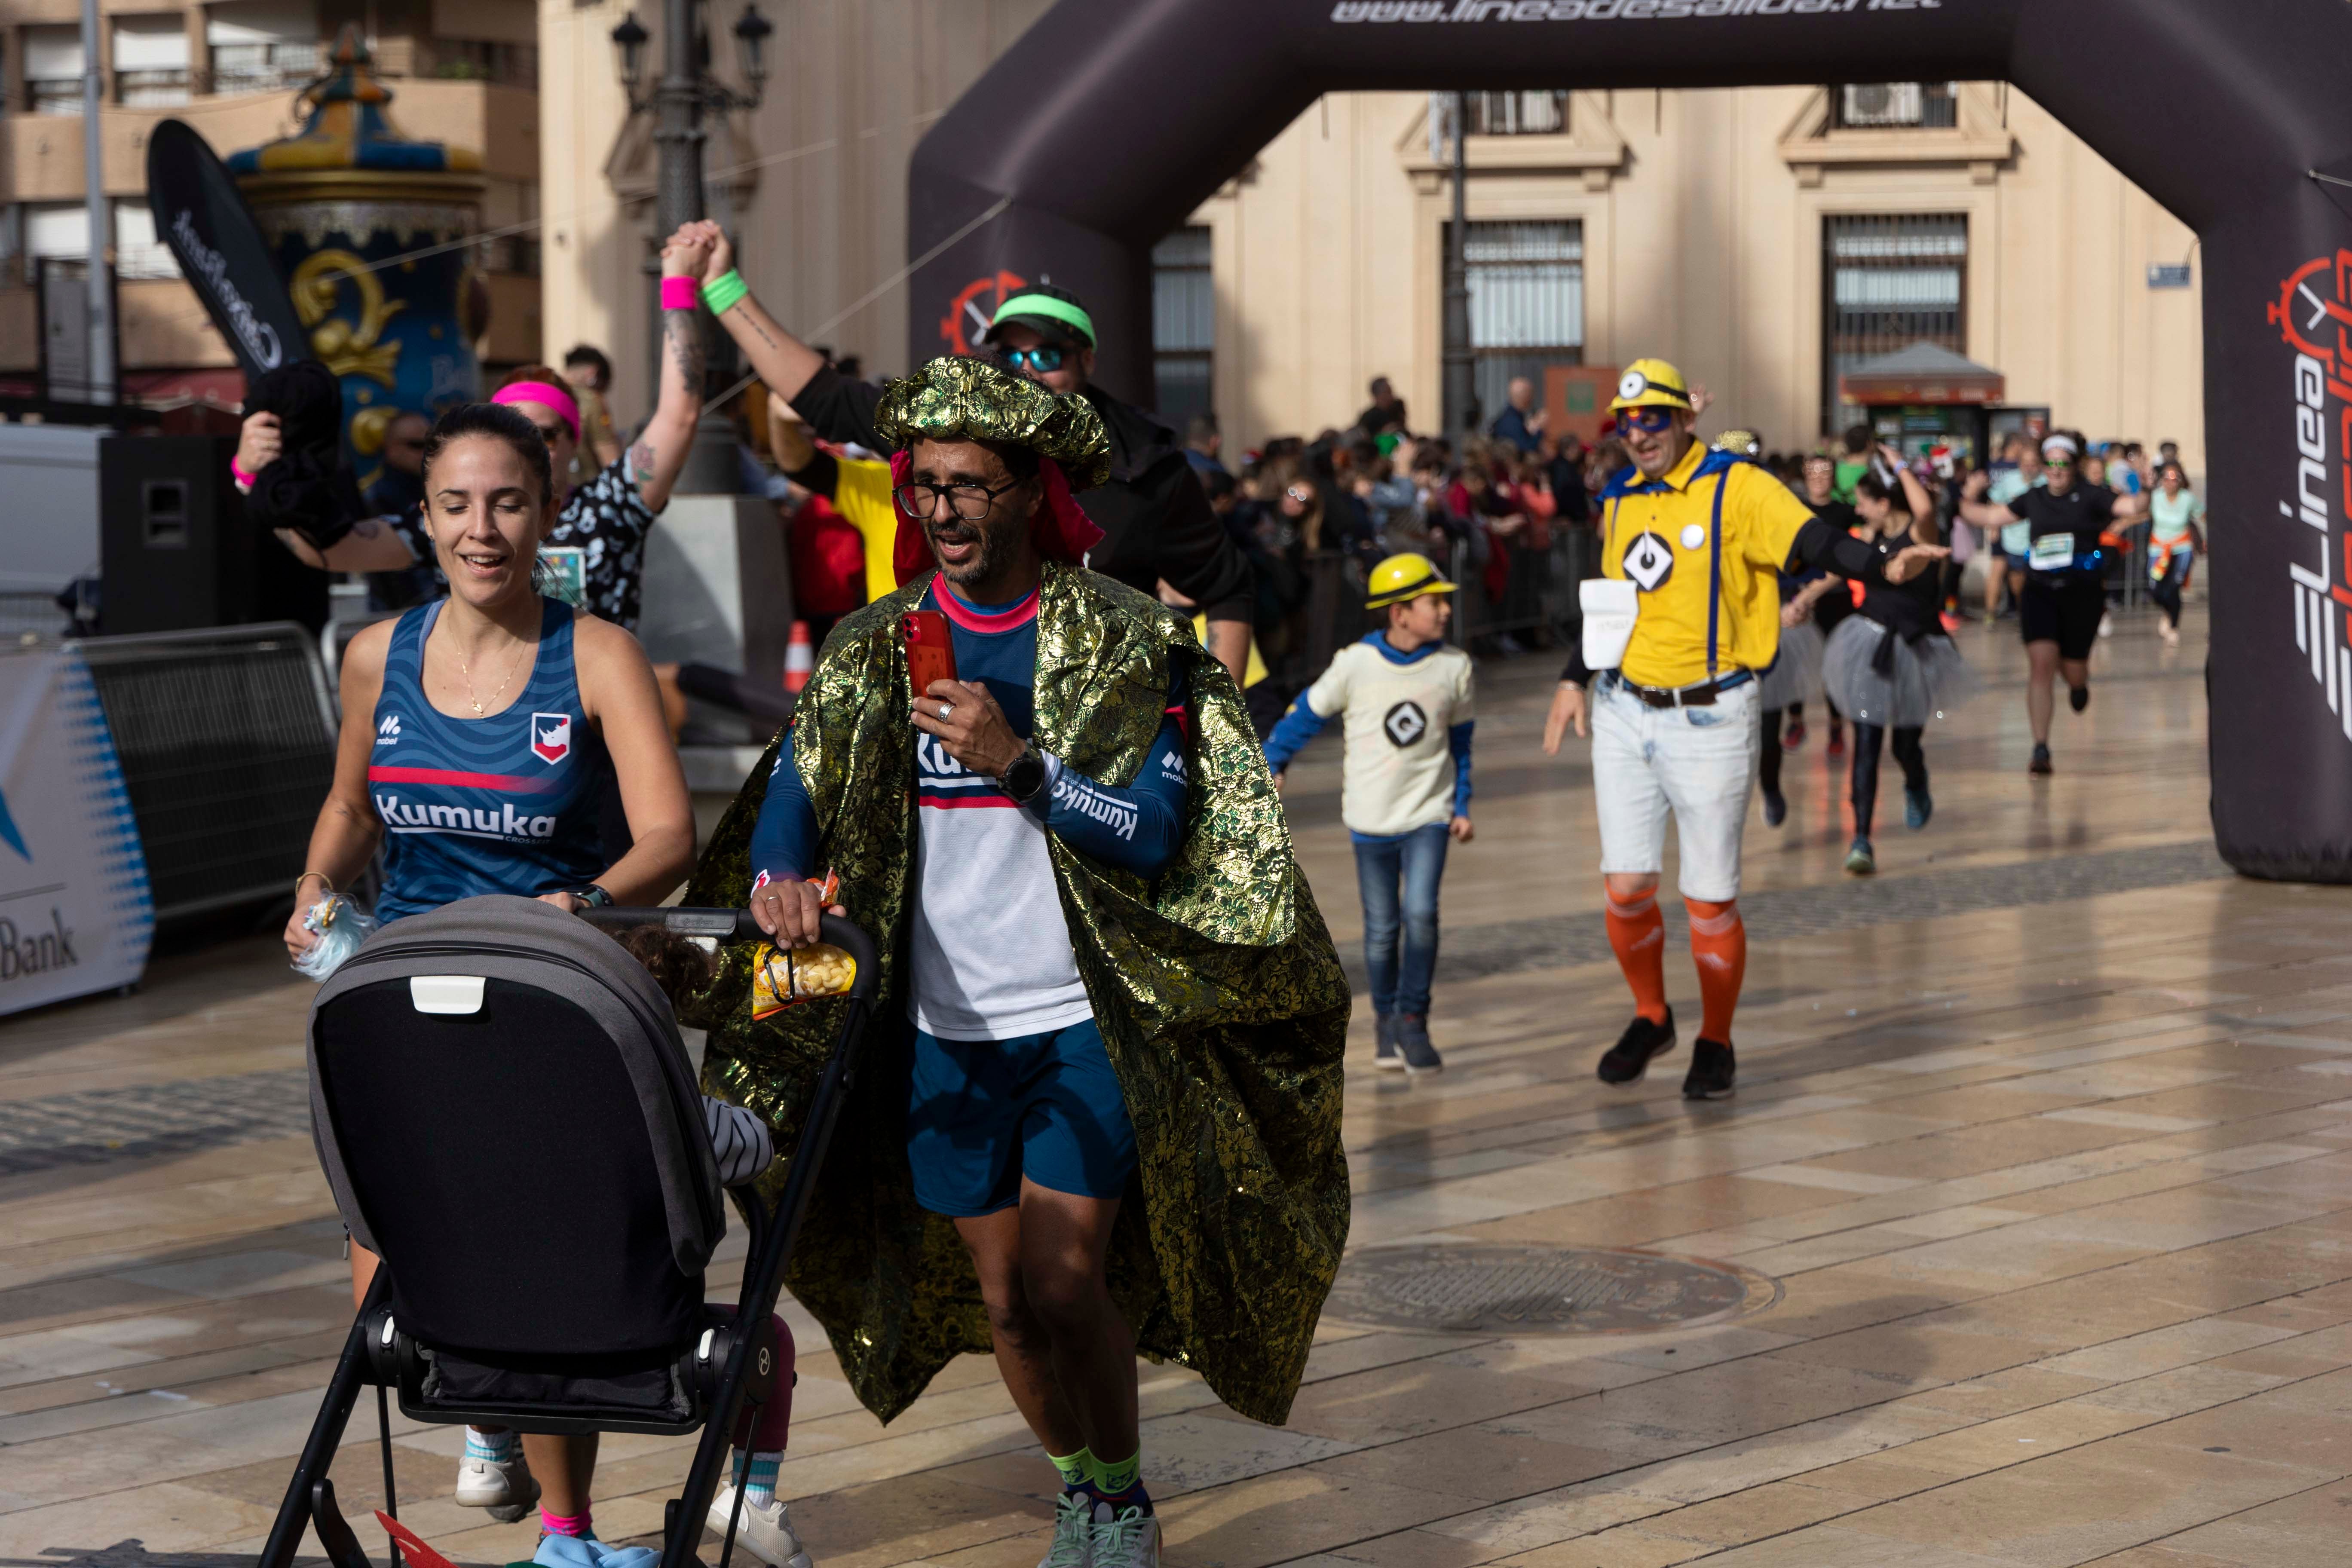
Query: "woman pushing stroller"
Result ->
[[281, 390, 724, 1544]]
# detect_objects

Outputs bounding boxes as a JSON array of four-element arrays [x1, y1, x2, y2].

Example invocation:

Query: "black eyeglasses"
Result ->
[[895, 477, 1026, 521], [1002, 346, 1065, 374]]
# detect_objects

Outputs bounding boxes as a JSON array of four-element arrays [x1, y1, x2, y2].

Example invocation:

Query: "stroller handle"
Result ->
[[581, 906, 880, 1003]]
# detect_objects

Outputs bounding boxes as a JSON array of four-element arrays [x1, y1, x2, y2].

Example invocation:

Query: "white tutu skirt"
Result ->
[[1755, 618, 1825, 710], [1823, 616, 1983, 727]]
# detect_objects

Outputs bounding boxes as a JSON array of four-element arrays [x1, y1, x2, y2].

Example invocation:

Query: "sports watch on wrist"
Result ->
[[1001, 744, 1048, 805], [572, 884, 614, 910]]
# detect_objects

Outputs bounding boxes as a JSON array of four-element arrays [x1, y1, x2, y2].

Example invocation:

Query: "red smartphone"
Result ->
[[903, 610, 958, 702]]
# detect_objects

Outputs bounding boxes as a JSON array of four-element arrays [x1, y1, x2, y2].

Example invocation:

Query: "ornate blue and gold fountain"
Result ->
[[227, 26, 486, 478]]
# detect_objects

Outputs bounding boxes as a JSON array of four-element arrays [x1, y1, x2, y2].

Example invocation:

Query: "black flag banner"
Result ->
[[146, 119, 307, 382]]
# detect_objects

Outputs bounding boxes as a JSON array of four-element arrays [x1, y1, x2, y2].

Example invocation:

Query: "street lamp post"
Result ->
[[1441, 91, 1475, 441], [609, 0, 770, 492]]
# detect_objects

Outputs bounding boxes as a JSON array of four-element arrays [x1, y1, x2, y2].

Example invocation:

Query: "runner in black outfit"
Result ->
[[662, 221, 1253, 687], [1823, 468, 1981, 873], [1797, 453, 1859, 756], [1957, 434, 2146, 775]]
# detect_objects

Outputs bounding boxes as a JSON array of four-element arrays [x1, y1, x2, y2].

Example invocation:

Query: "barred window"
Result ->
[[1822, 213, 1968, 435], [1446, 220, 1584, 432], [1151, 226, 1213, 428]]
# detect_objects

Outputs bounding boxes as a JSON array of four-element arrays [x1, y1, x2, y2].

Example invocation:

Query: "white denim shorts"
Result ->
[[1591, 674, 1761, 903]]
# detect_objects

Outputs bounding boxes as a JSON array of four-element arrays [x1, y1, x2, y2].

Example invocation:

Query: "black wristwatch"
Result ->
[[572, 884, 614, 910], [1001, 744, 1048, 805]]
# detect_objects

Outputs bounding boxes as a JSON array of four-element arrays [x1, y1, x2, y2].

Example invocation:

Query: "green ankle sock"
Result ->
[[1049, 1448, 1095, 1492], [1089, 1450, 1141, 1496]]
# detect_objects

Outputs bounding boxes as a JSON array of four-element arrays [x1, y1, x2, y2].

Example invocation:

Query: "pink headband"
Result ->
[[492, 380, 581, 443]]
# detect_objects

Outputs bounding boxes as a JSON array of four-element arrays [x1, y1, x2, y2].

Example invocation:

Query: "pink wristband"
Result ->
[[660, 275, 701, 311], [230, 457, 257, 487]]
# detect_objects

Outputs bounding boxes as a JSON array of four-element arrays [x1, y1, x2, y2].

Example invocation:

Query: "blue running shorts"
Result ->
[[906, 1016, 1136, 1216]]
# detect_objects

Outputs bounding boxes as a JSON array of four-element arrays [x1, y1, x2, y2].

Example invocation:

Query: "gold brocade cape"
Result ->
[[679, 561, 1351, 1425]]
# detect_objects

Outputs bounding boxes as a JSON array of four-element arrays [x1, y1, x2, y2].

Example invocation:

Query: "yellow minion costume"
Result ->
[[1599, 360, 1819, 694]]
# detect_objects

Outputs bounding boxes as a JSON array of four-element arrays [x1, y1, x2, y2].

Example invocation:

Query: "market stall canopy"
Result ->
[[1839, 342, 2006, 407]]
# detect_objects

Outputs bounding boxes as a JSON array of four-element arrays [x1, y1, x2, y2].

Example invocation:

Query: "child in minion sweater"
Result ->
[[1265, 554, 1474, 1074]]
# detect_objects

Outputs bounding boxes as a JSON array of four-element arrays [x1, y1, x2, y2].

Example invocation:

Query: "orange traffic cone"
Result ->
[[784, 619, 815, 693]]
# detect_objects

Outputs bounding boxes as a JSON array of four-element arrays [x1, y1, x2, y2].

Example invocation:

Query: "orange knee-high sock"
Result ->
[[1604, 890, 1669, 1024], [1686, 898, 1746, 1042]]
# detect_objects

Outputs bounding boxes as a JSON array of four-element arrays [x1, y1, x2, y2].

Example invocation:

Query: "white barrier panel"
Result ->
[[0, 648, 153, 1015]]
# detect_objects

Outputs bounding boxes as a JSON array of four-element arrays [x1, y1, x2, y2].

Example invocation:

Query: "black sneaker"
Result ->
[[2030, 743, 2053, 776], [2069, 684, 2090, 714], [1761, 790, 1787, 827], [1682, 1038, 1736, 1100], [1374, 1014, 1403, 1072], [1597, 1008, 1676, 1085], [1905, 786, 1932, 830], [1396, 1014, 1444, 1075]]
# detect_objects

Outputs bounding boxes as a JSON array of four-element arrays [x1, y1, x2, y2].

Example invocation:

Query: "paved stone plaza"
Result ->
[[8, 605, 2352, 1568]]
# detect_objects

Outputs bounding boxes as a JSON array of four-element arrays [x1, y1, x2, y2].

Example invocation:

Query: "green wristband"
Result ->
[[701, 270, 749, 315]]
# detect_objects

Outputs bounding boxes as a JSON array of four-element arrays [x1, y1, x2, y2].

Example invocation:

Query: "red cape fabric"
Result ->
[[888, 451, 1105, 586]]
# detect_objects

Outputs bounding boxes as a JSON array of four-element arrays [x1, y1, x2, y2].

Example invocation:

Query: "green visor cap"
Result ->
[[989, 293, 1097, 347]]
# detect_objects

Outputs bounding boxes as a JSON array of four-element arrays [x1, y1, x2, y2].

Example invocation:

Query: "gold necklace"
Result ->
[[454, 637, 526, 717]]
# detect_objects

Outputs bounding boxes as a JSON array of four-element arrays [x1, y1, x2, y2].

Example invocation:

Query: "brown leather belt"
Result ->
[[1610, 670, 1754, 710]]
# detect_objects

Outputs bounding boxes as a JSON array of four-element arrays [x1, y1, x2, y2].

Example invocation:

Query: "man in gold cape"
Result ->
[[680, 355, 1349, 1558]]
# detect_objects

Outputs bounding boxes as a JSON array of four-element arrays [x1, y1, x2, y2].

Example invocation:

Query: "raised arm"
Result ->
[[1886, 448, 1941, 547], [627, 234, 717, 514], [239, 411, 420, 573], [1954, 467, 2014, 530], [671, 220, 826, 408]]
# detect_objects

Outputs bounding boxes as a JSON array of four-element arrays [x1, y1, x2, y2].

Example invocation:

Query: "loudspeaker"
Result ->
[[99, 435, 327, 635]]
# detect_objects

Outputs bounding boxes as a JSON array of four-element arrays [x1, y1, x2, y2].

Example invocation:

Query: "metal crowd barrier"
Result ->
[[67, 623, 339, 921], [1447, 528, 1599, 647]]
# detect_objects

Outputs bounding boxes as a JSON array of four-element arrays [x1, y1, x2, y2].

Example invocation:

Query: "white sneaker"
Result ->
[[2098, 611, 2114, 639], [709, 1484, 815, 1568], [1038, 1491, 1093, 1568], [454, 1446, 539, 1523], [1089, 1502, 1160, 1568]]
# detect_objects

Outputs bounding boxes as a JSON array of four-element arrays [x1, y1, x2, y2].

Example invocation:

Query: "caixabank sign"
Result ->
[[0, 650, 153, 1015]]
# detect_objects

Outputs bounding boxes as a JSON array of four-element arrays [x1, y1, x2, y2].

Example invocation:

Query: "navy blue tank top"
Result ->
[[368, 597, 612, 922]]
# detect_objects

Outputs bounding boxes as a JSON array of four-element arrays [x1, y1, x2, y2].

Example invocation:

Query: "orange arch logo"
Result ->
[[940, 270, 1027, 356]]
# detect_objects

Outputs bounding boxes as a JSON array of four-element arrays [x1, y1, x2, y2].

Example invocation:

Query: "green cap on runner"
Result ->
[[988, 291, 1096, 349]]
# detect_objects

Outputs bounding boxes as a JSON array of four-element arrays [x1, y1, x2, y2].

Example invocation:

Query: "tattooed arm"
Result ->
[[630, 234, 715, 514], [667, 220, 828, 408]]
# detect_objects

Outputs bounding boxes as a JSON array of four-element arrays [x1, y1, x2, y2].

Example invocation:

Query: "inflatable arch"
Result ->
[[906, 0, 2352, 881]]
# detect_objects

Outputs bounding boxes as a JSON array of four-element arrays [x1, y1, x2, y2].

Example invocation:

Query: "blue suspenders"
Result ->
[[1706, 470, 1728, 677], [1603, 456, 1734, 683]]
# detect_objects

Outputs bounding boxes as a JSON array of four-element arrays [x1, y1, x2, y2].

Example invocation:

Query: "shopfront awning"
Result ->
[[1840, 341, 2006, 406]]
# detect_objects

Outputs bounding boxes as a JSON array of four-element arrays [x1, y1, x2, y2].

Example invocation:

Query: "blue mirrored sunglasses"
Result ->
[[1003, 346, 1066, 373], [1619, 407, 1677, 433]]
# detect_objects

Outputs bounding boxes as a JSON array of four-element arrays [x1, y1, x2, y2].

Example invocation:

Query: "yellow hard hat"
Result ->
[[1366, 552, 1458, 610], [1610, 358, 1695, 413]]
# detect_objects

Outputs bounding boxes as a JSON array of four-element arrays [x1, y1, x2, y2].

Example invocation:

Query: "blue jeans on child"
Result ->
[[1353, 821, 1451, 1017]]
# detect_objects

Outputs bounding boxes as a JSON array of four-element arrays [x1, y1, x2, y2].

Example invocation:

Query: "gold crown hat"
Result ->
[[870, 355, 1113, 492]]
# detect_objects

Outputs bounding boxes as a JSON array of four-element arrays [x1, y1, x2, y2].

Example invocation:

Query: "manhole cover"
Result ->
[[1325, 1245, 1775, 1335]]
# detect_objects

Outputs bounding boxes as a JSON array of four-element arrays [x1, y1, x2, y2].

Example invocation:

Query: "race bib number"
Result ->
[[539, 546, 588, 607], [2027, 533, 2076, 573]]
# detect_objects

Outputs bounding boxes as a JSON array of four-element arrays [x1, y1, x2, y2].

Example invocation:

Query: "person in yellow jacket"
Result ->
[[1540, 359, 1945, 1099]]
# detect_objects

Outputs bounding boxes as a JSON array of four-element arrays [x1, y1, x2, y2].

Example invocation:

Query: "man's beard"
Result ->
[[924, 508, 1027, 591]]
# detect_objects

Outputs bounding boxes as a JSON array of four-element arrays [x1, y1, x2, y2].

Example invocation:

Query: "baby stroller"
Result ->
[[257, 894, 879, 1568]]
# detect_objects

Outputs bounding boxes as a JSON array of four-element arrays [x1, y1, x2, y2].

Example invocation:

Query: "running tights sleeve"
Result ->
[[1787, 518, 1890, 583], [748, 729, 821, 886], [702, 1098, 775, 1185], [1449, 720, 1475, 816], [1032, 707, 1191, 876]]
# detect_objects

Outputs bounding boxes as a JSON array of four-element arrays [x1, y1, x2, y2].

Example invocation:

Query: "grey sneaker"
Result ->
[[1396, 1015, 1444, 1075], [1039, 1492, 1093, 1568], [1373, 1014, 1403, 1071], [455, 1443, 539, 1523], [1089, 1502, 1161, 1568]]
